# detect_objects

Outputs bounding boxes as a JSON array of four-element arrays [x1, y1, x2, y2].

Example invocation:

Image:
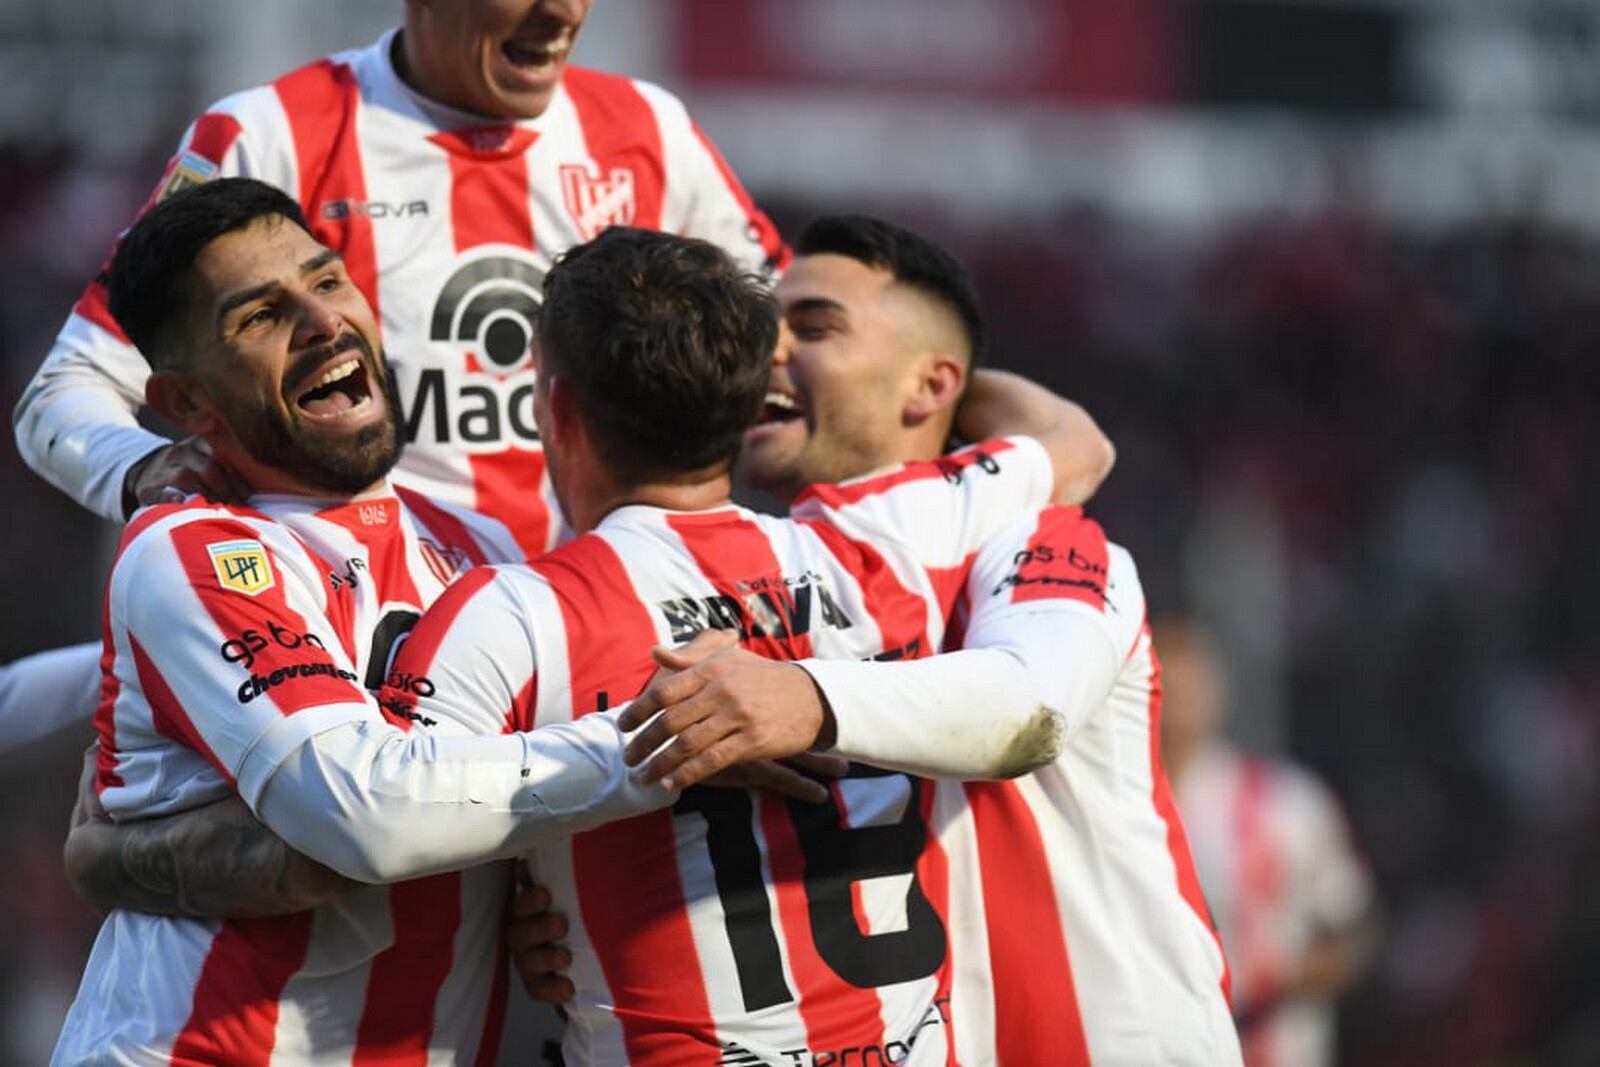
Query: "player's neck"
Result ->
[[573, 469, 736, 533]]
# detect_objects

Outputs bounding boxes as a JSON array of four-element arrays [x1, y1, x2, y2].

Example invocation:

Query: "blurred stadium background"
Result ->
[[2, 0, 1596, 1062]]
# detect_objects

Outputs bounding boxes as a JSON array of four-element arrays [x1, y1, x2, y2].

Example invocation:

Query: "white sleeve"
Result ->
[[801, 506, 1139, 779], [13, 102, 269, 521], [252, 708, 672, 883], [0, 641, 102, 755], [792, 436, 1056, 572]]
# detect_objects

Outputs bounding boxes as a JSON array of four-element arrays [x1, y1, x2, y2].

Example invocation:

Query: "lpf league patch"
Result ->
[[160, 151, 219, 201], [208, 540, 275, 596]]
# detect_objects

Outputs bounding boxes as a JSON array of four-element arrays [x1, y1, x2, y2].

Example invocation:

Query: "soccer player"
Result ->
[[3, 0, 792, 750], [365, 224, 1109, 1065], [1159, 618, 1374, 1067], [607, 216, 1243, 1064], [51, 178, 680, 1064], [17, 0, 783, 546]]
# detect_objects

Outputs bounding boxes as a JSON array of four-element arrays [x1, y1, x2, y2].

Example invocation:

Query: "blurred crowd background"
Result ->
[[2, 1, 1596, 1063]]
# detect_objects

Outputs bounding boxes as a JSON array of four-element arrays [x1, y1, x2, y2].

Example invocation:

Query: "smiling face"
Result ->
[[168, 216, 400, 496], [738, 254, 939, 501], [403, 0, 592, 120]]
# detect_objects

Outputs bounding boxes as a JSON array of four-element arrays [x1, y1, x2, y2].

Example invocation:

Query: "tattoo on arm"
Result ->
[[65, 796, 352, 918]]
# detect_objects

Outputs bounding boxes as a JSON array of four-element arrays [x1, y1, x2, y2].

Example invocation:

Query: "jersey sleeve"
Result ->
[[13, 91, 289, 522], [791, 436, 1056, 573], [800, 505, 1138, 777], [377, 566, 541, 737], [635, 79, 790, 278], [108, 515, 375, 802]]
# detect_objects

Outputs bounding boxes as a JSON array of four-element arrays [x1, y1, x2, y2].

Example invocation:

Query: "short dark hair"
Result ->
[[795, 214, 985, 364], [539, 227, 776, 483], [106, 178, 314, 368]]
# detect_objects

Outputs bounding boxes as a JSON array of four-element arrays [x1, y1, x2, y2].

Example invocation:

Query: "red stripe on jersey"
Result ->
[[965, 781, 1090, 1064], [689, 121, 790, 271], [668, 511, 815, 661], [537, 535, 720, 1063], [131, 634, 234, 786], [757, 792, 888, 1055], [430, 127, 538, 252], [925, 557, 976, 629], [426, 126, 554, 559], [508, 672, 538, 734], [793, 439, 1019, 511], [187, 111, 245, 168], [1144, 635, 1232, 1004], [395, 486, 492, 567], [316, 497, 424, 614], [275, 59, 381, 317], [800, 519, 930, 660], [353, 873, 463, 1066], [71, 281, 127, 341], [463, 450, 552, 561], [473, 886, 514, 1067], [171, 914, 314, 1065], [563, 68, 666, 231], [1006, 507, 1109, 609], [167, 520, 367, 715]]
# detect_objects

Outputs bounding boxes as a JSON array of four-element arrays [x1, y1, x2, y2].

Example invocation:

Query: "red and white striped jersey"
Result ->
[[380, 438, 1055, 1066], [935, 506, 1242, 1066], [55, 485, 523, 1066], [15, 28, 788, 548], [1176, 745, 1372, 1067]]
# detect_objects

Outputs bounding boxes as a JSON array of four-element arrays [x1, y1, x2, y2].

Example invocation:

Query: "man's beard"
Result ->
[[234, 335, 404, 495]]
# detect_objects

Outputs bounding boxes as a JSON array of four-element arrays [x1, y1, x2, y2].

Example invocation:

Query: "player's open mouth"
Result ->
[[293, 357, 375, 421], [755, 390, 804, 427], [501, 31, 573, 71]]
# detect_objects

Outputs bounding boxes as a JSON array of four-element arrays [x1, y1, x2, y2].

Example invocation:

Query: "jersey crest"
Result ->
[[560, 163, 637, 239]]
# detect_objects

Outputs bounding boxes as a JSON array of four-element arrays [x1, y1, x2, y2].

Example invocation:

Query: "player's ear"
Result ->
[[902, 351, 966, 424], [145, 369, 218, 436]]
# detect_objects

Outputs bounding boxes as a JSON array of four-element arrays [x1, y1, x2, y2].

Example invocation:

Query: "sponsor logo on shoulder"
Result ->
[[208, 540, 274, 596], [159, 151, 219, 201]]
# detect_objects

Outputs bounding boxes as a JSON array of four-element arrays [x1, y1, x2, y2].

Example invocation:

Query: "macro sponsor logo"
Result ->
[[218, 621, 327, 672], [429, 255, 546, 369], [237, 661, 358, 704], [319, 198, 429, 221]]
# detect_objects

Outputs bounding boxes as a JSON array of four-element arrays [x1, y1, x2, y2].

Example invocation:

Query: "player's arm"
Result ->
[[113, 532, 671, 886], [13, 108, 267, 520], [953, 369, 1115, 506], [64, 744, 351, 917], [620, 507, 1135, 785]]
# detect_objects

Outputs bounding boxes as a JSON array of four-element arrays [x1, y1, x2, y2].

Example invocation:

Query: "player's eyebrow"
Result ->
[[785, 296, 847, 316], [217, 249, 344, 321]]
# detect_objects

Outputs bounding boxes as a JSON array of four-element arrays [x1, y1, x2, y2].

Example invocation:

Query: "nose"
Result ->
[[291, 292, 342, 350], [771, 318, 795, 366]]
